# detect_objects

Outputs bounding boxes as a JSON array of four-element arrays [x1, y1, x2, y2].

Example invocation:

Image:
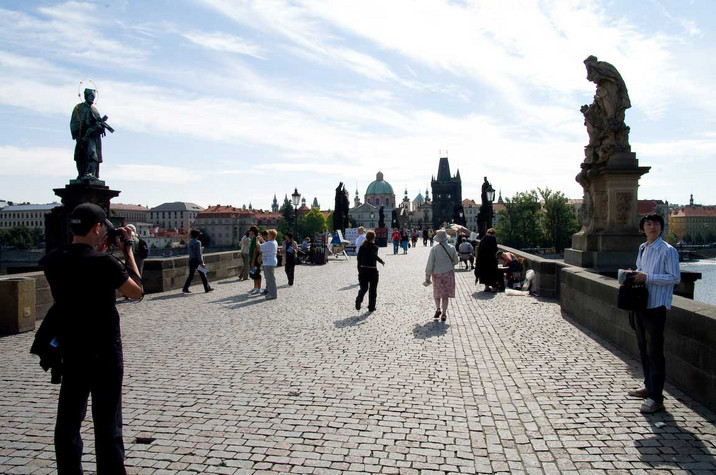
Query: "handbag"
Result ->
[[617, 280, 648, 311], [617, 246, 648, 311]]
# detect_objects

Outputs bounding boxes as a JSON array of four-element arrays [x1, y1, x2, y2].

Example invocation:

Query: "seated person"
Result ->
[[497, 251, 522, 287], [458, 239, 475, 269]]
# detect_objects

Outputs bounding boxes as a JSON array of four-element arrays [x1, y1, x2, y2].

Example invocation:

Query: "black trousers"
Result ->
[[356, 268, 379, 311], [183, 258, 209, 291], [55, 357, 126, 475], [634, 306, 666, 403], [284, 256, 296, 285]]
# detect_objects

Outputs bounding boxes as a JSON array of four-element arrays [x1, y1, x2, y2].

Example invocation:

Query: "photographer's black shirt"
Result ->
[[44, 243, 129, 361]]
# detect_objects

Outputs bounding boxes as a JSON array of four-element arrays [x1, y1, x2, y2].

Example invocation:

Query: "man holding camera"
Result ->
[[44, 203, 143, 474], [627, 214, 680, 414]]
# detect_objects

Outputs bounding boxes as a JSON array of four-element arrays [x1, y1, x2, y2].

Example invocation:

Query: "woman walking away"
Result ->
[[401, 228, 409, 254], [355, 230, 385, 313], [282, 232, 297, 286], [260, 229, 278, 299], [425, 229, 458, 322], [475, 228, 499, 292]]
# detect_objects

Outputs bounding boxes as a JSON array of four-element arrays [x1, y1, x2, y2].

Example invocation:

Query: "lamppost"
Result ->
[[291, 188, 301, 239], [370, 211, 375, 229], [485, 184, 495, 231]]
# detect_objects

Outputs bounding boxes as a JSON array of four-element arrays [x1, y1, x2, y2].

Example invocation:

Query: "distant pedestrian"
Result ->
[[127, 224, 149, 276], [475, 228, 498, 292], [429, 230, 435, 246], [239, 231, 250, 280], [355, 226, 367, 248], [248, 226, 263, 295], [182, 229, 213, 293], [411, 230, 418, 248], [355, 230, 384, 313], [425, 229, 458, 322], [391, 228, 401, 255], [422, 229, 429, 246], [282, 232, 297, 286], [260, 229, 278, 299], [626, 214, 680, 414], [401, 228, 409, 254]]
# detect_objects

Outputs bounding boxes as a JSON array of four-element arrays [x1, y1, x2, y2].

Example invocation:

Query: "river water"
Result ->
[[681, 258, 716, 306]]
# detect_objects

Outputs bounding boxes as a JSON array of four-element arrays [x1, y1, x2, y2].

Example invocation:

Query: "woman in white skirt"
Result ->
[[424, 229, 459, 321]]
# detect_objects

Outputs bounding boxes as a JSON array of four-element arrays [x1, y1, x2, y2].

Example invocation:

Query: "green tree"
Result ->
[[682, 233, 692, 244], [665, 233, 678, 246], [0, 226, 43, 249], [495, 190, 542, 249], [325, 210, 335, 232], [278, 201, 295, 238], [539, 188, 579, 253], [300, 207, 326, 239]]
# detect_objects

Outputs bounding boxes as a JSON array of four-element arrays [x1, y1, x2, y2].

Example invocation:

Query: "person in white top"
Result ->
[[424, 229, 459, 322], [259, 229, 279, 300], [354, 226, 367, 248], [626, 214, 680, 414]]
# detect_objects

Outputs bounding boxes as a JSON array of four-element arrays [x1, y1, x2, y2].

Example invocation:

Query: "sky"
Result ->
[[1, 0, 715, 211]]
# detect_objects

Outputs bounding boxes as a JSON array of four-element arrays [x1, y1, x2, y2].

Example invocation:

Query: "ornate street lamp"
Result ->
[[291, 188, 301, 239], [486, 184, 495, 231], [370, 211, 375, 229]]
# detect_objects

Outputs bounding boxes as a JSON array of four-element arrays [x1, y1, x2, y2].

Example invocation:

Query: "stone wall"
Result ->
[[142, 251, 243, 293], [496, 245, 560, 298]]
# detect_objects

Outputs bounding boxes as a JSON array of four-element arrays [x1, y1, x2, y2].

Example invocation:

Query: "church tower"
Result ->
[[271, 194, 279, 213], [431, 155, 462, 228]]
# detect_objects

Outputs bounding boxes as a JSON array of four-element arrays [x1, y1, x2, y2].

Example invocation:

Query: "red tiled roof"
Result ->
[[637, 200, 665, 215], [677, 205, 716, 217]]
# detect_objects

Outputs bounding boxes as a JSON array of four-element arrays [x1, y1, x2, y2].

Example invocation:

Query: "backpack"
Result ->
[[137, 238, 149, 259]]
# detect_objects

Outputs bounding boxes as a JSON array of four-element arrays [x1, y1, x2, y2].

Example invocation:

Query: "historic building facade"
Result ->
[[349, 171, 396, 228], [431, 156, 462, 228], [149, 202, 204, 230], [0, 203, 60, 233]]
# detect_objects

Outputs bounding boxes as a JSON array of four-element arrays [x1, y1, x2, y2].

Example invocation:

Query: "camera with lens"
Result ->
[[104, 219, 125, 244]]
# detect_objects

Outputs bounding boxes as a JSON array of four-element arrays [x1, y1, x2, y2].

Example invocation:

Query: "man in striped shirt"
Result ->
[[627, 214, 680, 414]]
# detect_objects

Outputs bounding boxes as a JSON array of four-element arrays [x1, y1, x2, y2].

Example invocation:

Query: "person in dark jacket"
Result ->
[[355, 230, 385, 312], [43, 202, 143, 474], [475, 228, 499, 291], [182, 229, 213, 293]]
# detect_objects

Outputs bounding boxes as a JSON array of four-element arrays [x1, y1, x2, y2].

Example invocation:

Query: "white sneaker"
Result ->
[[640, 398, 664, 414], [260, 289, 269, 295], [249, 288, 259, 295]]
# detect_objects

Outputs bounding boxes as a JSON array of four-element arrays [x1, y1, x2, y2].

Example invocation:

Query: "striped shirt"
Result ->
[[635, 237, 680, 309]]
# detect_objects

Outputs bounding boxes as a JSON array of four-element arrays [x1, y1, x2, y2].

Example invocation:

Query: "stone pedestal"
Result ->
[[0, 277, 36, 334], [45, 180, 121, 253], [564, 153, 649, 273]]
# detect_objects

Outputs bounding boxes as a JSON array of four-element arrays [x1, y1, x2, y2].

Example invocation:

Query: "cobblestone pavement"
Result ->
[[1, 244, 715, 474]]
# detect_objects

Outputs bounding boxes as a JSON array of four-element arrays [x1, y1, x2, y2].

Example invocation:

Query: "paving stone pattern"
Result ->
[[1, 244, 714, 474]]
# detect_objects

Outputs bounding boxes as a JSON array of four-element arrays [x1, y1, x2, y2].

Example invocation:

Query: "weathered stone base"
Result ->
[[564, 247, 640, 273]]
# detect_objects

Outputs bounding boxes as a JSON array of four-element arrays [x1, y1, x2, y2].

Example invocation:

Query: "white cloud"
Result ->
[[0, 145, 74, 176], [182, 31, 266, 59], [104, 164, 197, 184]]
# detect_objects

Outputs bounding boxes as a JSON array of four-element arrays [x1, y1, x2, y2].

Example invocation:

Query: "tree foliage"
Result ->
[[495, 190, 542, 249], [0, 226, 44, 249], [539, 188, 579, 252], [300, 207, 326, 239]]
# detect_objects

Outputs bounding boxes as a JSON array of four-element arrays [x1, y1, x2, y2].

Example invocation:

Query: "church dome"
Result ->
[[365, 171, 394, 195]]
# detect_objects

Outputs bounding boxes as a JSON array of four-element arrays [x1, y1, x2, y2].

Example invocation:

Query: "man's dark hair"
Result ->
[[249, 226, 259, 235], [639, 213, 664, 235], [285, 232, 293, 240], [190, 229, 201, 239]]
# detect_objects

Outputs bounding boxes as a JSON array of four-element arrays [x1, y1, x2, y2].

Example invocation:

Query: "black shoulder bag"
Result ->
[[617, 247, 648, 311]]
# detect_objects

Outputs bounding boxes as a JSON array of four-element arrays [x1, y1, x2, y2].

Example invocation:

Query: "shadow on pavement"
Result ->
[[337, 283, 360, 291], [229, 298, 270, 309], [334, 313, 371, 327], [472, 291, 496, 300], [635, 410, 716, 470], [413, 320, 449, 339], [147, 292, 191, 301]]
